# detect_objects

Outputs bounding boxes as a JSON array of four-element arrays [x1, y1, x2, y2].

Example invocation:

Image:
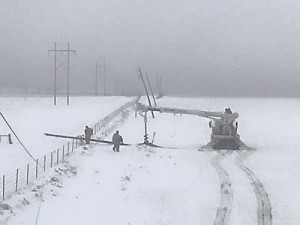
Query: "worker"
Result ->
[[225, 108, 232, 114], [84, 126, 93, 144], [112, 130, 122, 152]]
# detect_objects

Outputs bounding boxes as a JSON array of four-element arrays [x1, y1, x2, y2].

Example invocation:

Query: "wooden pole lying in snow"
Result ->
[[44, 133, 130, 146]]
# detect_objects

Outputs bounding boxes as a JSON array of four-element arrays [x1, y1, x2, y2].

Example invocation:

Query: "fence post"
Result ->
[[62, 145, 65, 160], [44, 155, 46, 171], [15, 169, 19, 192], [57, 149, 59, 164], [3, 175, 5, 199], [72, 140, 74, 152], [51, 152, 53, 168], [8, 133, 12, 144], [67, 142, 70, 155], [36, 159, 38, 178], [26, 164, 29, 185], [75, 139, 78, 148]]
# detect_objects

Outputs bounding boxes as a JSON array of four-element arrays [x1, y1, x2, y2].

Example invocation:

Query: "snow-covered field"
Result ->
[[0, 96, 134, 174], [1, 96, 299, 225]]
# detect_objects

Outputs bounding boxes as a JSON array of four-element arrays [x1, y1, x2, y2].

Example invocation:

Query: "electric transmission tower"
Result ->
[[48, 42, 76, 105]]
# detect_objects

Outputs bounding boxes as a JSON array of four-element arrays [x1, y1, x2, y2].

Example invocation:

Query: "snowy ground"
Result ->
[[0, 96, 134, 174], [1, 96, 300, 225]]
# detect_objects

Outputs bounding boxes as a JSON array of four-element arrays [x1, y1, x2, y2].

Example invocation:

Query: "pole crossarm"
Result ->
[[48, 50, 76, 53]]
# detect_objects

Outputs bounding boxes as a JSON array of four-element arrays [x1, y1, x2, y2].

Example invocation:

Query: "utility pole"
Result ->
[[67, 43, 70, 105], [54, 42, 57, 105], [48, 42, 76, 105], [160, 75, 163, 96], [145, 73, 157, 106], [99, 61, 109, 96], [95, 61, 102, 96], [96, 61, 98, 96], [121, 77, 125, 96], [156, 72, 163, 98], [138, 68, 155, 118]]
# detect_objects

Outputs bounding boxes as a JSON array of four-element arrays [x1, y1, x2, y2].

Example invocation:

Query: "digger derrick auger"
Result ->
[[138, 104, 249, 150]]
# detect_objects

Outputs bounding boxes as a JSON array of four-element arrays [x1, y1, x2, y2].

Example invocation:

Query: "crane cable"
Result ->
[[0, 112, 37, 164]]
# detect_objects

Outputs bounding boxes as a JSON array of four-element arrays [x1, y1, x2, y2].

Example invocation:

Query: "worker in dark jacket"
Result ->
[[112, 130, 122, 152], [225, 108, 232, 114], [84, 126, 93, 144]]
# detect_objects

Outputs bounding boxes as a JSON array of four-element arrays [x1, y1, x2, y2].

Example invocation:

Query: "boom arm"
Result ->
[[138, 104, 239, 124], [136, 103, 246, 150]]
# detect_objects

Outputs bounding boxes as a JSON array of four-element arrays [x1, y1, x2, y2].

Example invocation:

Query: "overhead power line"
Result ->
[[0, 112, 37, 164]]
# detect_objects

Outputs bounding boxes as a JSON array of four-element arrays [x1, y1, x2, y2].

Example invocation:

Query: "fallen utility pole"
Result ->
[[44, 133, 130, 146]]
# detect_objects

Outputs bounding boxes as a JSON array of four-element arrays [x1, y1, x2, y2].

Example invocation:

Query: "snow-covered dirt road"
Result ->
[[6, 145, 219, 225]]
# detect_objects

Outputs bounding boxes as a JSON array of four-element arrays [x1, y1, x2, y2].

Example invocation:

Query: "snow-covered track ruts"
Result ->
[[236, 153, 273, 225], [211, 153, 233, 225]]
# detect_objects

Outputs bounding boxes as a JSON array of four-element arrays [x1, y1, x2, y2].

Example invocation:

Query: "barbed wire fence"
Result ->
[[0, 98, 139, 200]]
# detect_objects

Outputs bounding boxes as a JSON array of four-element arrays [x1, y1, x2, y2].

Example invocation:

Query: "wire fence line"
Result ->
[[0, 98, 138, 200]]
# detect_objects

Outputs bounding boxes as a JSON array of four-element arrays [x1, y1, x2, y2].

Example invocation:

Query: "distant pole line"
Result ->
[[99, 61, 109, 96], [48, 42, 76, 105], [104, 62, 107, 96], [121, 77, 125, 96], [145, 72, 157, 106], [67, 43, 70, 105], [95, 61, 101, 96], [160, 75, 163, 96], [156, 72, 160, 96], [54, 42, 57, 105], [96, 61, 97, 96], [156, 72, 163, 98]]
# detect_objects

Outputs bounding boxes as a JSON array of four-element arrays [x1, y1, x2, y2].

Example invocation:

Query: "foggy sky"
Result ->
[[1, 0, 300, 97]]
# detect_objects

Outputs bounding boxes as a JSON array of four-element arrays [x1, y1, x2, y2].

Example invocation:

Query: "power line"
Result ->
[[34, 192, 43, 225], [0, 112, 37, 164]]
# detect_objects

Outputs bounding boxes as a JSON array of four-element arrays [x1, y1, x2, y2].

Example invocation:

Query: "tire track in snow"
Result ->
[[211, 152, 233, 225], [236, 152, 273, 225]]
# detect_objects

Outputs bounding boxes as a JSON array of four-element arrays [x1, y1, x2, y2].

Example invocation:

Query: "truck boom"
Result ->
[[137, 104, 244, 150]]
